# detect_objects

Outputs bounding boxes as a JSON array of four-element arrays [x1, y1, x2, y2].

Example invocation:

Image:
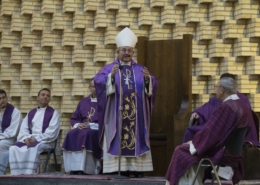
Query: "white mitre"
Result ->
[[115, 27, 137, 48]]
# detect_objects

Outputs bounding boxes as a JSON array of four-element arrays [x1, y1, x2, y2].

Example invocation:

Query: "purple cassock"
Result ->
[[94, 59, 158, 157], [62, 95, 102, 159], [14, 106, 55, 148], [165, 98, 254, 185], [2, 103, 15, 132], [182, 92, 259, 147]]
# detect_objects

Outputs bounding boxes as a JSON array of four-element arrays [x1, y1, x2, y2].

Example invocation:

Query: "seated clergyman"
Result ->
[[0, 89, 22, 175], [9, 88, 60, 175], [165, 77, 254, 185], [62, 78, 102, 175], [182, 73, 259, 147]]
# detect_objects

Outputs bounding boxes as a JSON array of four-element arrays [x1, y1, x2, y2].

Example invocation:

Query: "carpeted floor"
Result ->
[[0, 172, 259, 185]]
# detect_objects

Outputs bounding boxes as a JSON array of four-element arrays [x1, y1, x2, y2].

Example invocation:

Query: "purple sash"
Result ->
[[14, 106, 55, 148], [28, 106, 55, 134], [2, 103, 15, 133]]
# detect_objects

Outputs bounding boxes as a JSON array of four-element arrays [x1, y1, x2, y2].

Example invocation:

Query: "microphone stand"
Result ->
[[107, 64, 128, 179], [118, 64, 124, 177]]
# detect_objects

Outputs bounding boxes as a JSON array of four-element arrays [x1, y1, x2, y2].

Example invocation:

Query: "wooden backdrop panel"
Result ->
[[137, 35, 193, 176]]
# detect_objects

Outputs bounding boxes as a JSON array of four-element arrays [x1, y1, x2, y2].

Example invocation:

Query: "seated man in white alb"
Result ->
[[9, 88, 60, 175], [0, 89, 22, 175], [62, 78, 102, 175]]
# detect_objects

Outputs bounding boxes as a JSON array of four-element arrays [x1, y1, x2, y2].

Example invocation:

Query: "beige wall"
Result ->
[[0, 0, 259, 170]]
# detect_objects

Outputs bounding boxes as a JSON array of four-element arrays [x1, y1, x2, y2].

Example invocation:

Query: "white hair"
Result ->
[[219, 77, 238, 94]]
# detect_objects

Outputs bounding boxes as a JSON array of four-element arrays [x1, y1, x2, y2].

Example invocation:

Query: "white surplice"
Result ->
[[63, 149, 101, 175], [9, 107, 60, 175], [0, 107, 22, 175]]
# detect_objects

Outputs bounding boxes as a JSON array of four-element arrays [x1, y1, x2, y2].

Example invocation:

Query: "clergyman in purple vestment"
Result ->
[[182, 73, 259, 147], [165, 77, 253, 185], [9, 88, 60, 175], [0, 89, 22, 175], [62, 78, 102, 175], [94, 27, 158, 177]]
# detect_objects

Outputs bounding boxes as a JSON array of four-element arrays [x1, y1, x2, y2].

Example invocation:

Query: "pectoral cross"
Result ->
[[123, 69, 133, 89]]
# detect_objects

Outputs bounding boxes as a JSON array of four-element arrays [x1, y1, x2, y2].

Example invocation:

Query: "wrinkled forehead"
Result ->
[[0, 93, 6, 98], [39, 90, 51, 96]]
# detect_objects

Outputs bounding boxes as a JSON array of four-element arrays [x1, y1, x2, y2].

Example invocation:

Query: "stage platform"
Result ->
[[0, 173, 259, 185], [0, 172, 165, 185]]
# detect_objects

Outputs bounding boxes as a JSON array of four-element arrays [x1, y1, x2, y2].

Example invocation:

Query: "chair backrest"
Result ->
[[53, 130, 60, 150], [224, 127, 249, 156], [252, 110, 259, 141]]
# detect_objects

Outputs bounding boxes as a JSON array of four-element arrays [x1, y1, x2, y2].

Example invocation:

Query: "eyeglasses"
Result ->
[[213, 85, 223, 89], [119, 48, 134, 53]]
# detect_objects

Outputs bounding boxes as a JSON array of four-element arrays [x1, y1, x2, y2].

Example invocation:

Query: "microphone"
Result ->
[[119, 63, 123, 71]]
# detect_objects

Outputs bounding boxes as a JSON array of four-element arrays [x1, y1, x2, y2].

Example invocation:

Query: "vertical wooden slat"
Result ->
[[137, 36, 148, 66]]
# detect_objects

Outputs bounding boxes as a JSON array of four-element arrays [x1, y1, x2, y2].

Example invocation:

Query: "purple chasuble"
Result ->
[[193, 92, 250, 126], [14, 106, 55, 148], [1, 103, 15, 133], [182, 92, 259, 147], [165, 99, 253, 185], [69, 95, 98, 126], [94, 59, 158, 157], [62, 95, 102, 159]]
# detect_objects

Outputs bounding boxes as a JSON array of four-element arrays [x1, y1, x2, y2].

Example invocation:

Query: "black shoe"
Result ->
[[134, 172, 143, 178], [69, 171, 77, 175], [77, 171, 85, 175], [120, 171, 130, 177]]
